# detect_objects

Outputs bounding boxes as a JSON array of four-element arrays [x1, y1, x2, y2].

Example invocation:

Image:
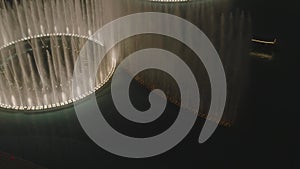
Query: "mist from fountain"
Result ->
[[106, 0, 252, 125]]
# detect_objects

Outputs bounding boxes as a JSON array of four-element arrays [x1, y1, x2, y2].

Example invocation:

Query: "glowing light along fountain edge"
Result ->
[[0, 0, 116, 112], [0, 33, 116, 112]]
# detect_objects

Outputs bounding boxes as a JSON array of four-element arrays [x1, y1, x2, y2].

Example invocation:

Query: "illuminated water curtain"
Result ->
[[0, 0, 115, 111], [0, 0, 251, 127], [127, 0, 252, 125]]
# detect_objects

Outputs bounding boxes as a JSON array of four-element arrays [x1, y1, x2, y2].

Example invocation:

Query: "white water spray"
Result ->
[[0, 0, 115, 111]]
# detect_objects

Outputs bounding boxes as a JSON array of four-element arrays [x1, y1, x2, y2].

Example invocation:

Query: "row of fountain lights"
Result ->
[[0, 32, 104, 51], [0, 33, 116, 111]]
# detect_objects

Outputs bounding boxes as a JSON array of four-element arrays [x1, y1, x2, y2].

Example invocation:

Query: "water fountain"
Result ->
[[0, 0, 115, 111], [0, 0, 251, 126]]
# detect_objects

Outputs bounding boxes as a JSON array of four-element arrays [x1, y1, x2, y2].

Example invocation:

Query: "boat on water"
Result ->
[[250, 38, 277, 60]]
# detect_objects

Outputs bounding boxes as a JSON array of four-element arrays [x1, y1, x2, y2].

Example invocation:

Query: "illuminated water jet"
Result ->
[[0, 0, 251, 126], [0, 0, 115, 111]]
